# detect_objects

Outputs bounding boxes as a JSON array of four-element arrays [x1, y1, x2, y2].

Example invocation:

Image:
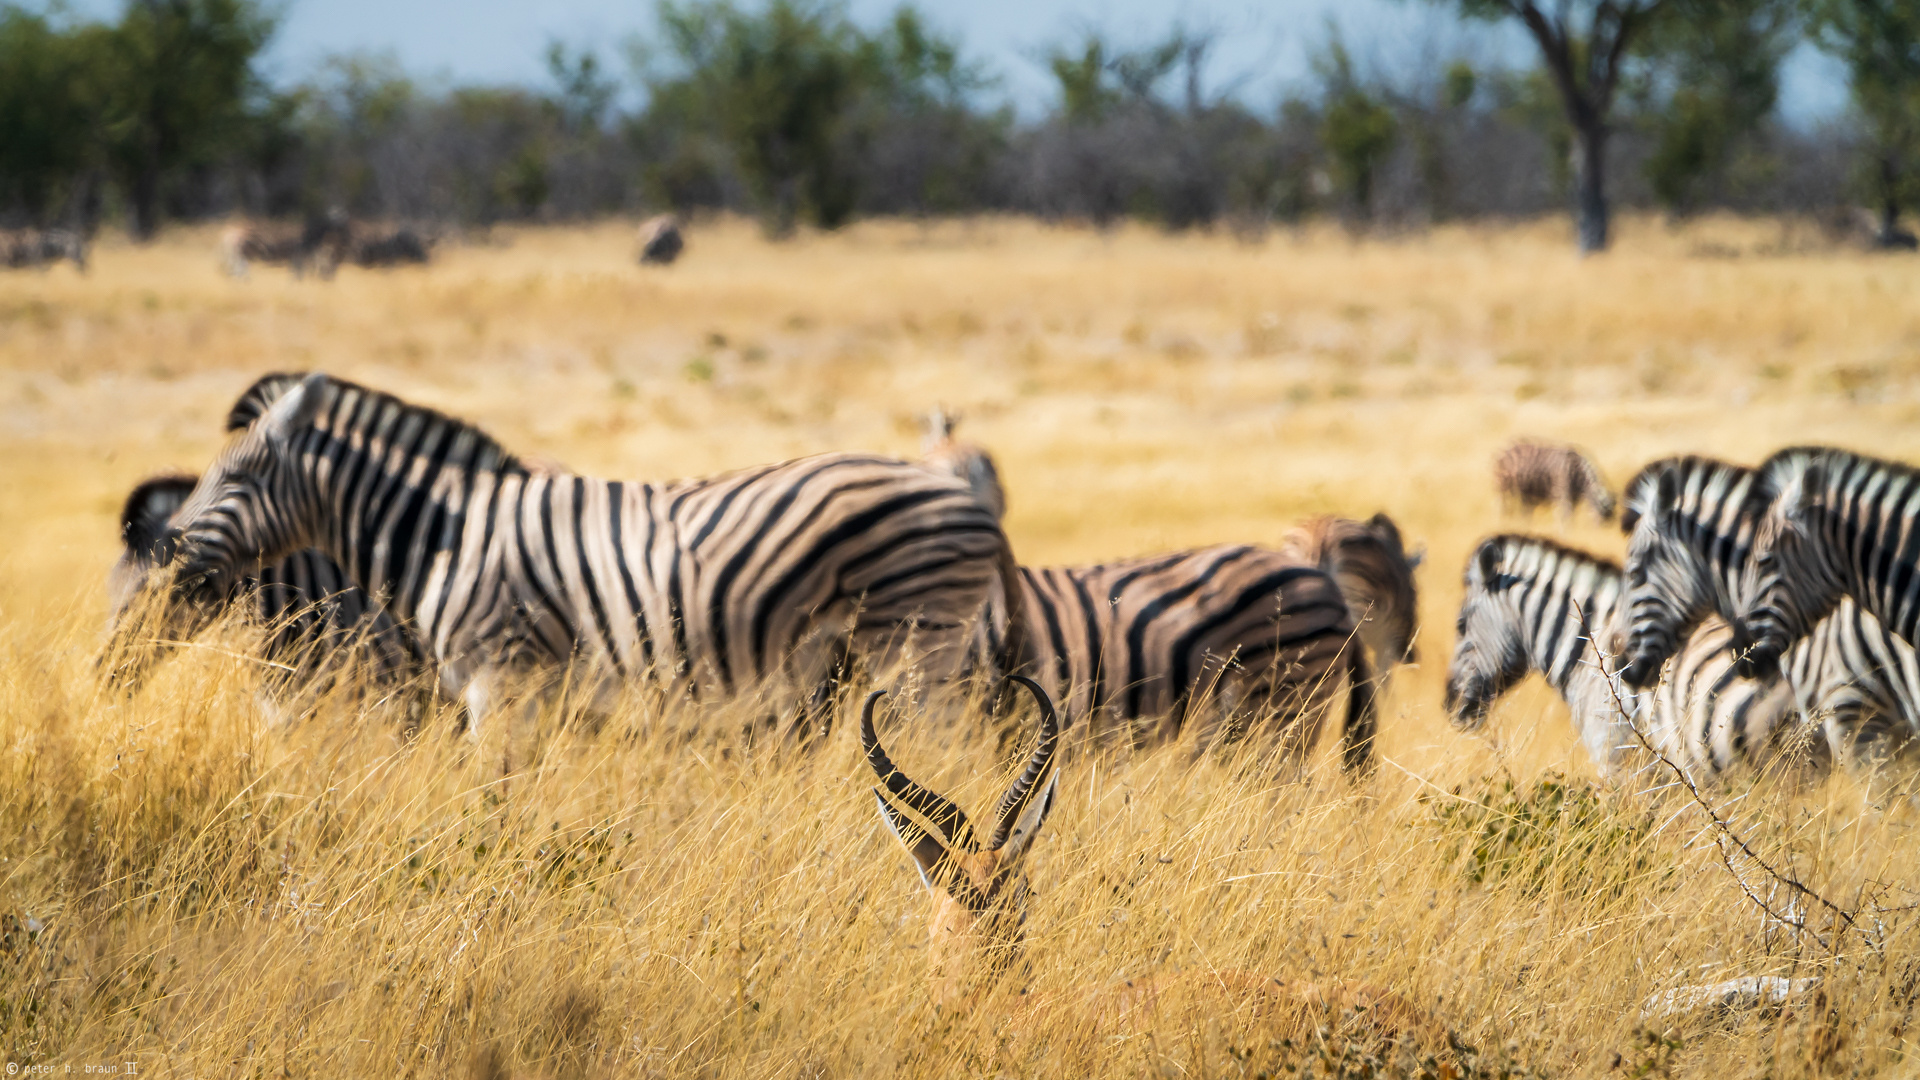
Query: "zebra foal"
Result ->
[[107, 372, 1025, 744], [1445, 535, 1812, 778]]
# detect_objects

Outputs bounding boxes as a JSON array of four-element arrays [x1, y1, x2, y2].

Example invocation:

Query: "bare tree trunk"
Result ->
[[1573, 120, 1609, 254]]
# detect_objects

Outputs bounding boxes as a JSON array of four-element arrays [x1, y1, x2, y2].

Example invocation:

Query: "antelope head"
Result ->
[[863, 676, 1060, 1008]]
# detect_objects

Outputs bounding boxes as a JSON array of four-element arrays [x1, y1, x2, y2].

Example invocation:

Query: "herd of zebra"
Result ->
[[100, 371, 1920, 788], [1, 214, 688, 279]]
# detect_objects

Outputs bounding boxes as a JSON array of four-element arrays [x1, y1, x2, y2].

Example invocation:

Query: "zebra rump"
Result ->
[[1278, 513, 1422, 678], [116, 372, 1025, 734], [1445, 534, 1811, 778], [988, 546, 1375, 774], [109, 473, 430, 711]]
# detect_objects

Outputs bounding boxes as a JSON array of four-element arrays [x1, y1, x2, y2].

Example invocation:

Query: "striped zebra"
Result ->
[[1445, 534, 1815, 778], [1737, 447, 1920, 677], [110, 474, 432, 718], [1620, 454, 1920, 764], [919, 408, 1005, 521], [1278, 513, 1422, 680], [107, 372, 1026, 743], [981, 547, 1375, 773], [1494, 439, 1617, 523]]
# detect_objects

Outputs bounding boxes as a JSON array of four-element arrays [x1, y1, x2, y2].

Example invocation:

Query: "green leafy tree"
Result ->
[[0, 8, 102, 225], [1315, 33, 1397, 223], [1803, 0, 1920, 245], [97, 0, 278, 239], [1638, 1, 1796, 217], [1421, 0, 1672, 252]]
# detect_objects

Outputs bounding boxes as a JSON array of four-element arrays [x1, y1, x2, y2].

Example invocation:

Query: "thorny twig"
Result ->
[[1568, 603, 1863, 957]]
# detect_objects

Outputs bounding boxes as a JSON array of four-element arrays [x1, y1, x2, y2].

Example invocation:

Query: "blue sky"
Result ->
[[61, 0, 1855, 125]]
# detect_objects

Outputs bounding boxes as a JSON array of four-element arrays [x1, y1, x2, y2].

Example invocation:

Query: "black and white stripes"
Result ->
[[111, 372, 1023, 732]]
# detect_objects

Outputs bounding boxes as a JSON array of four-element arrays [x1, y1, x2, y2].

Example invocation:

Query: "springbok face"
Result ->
[[1618, 470, 1719, 689], [104, 374, 329, 686], [864, 676, 1060, 1007], [1442, 543, 1530, 730]]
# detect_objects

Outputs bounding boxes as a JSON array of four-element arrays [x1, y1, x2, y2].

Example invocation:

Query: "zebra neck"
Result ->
[[1522, 578, 1621, 701]]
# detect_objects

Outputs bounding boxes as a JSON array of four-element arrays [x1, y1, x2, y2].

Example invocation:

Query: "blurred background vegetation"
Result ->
[[1, 0, 1916, 250]]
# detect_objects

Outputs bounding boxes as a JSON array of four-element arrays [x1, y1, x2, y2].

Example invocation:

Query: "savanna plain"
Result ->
[[3, 215, 1920, 1077]]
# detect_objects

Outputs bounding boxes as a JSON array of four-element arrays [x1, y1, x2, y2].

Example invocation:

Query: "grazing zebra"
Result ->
[[106, 372, 1025, 744], [1736, 447, 1920, 677], [110, 474, 432, 718], [977, 546, 1375, 773], [1445, 535, 1813, 778], [1619, 454, 1920, 765], [637, 214, 684, 265], [1494, 439, 1617, 523], [1, 228, 87, 272], [919, 407, 1006, 520], [346, 225, 432, 268], [220, 211, 350, 279], [1278, 513, 1422, 679]]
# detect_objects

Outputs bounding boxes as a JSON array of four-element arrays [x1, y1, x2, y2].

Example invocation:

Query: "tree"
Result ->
[[1314, 31, 1397, 224], [1803, 0, 1920, 246], [1426, 0, 1672, 252], [0, 8, 102, 226], [97, 0, 277, 239], [1637, 1, 1796, 217]]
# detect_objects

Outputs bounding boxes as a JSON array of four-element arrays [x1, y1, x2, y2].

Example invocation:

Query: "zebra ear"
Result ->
[[263, 372, 329, 447], [1405, 544, 1426, 571], [1475, 542, 1503, 588], [1775, 462, 1822, 533]]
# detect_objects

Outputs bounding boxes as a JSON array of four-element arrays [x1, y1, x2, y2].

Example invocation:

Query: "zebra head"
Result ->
[[1443, 540, 1532, 730], [122, 374, 330, 636], [1733, 451, 1847, 682], [866, 676, 1060, 1008], [1618, 457, 1753, 689]]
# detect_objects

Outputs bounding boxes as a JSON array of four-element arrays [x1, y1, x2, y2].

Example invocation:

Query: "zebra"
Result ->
[[106, 372, 1026, 746], [220, 210, 350, 279], [1445, 534, 1815, 778], [1278, 513, 1422, 680], [637, 214, 684, 266], [346, 225, 432, 268], [919, 407, 1005, 520], [1, 228, 87, 272], [1494, 439, 1617, 523], [1735, 447, 1920, 678], [975, 546, 1376, 774], [1619, 454, 1920, 765], [110, 474, 433, 720]]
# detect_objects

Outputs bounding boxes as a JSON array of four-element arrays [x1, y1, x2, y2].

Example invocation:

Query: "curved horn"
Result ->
[[987, 675, 1061, 850], [860, 690, 977, 851]]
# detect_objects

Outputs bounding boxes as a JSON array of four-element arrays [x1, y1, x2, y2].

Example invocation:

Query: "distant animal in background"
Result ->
[[1, 228, 87, 272], [919, 407, 1006, 520], [346, 225, 432, 268], [1279, 513, 1422, 679], [220, 209, 350, 279], [1494, 439, 1616, 523], [637, 214, 684, 265]]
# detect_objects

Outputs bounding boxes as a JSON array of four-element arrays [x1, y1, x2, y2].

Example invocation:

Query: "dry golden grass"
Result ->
[[4, 214, 1920, 1075]]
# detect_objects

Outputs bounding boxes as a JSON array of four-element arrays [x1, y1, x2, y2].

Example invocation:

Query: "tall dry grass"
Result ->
[[2, 215, 1920, 1075]]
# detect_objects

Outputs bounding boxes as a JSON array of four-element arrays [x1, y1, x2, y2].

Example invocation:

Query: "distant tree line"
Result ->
[[1, 0, 1916, 251]]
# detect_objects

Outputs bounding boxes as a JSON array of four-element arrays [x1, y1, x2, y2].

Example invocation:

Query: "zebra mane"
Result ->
[[1757, 445, 1903, 502], [1619, 454, 1753, 535], [223, 372, 523, 473], [1472, 533, 1620, 590]]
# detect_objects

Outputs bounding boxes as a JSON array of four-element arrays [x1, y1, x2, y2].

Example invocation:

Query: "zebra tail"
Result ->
[[993, 537, 1031, 680], [1340, 641, 1378, 776]]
